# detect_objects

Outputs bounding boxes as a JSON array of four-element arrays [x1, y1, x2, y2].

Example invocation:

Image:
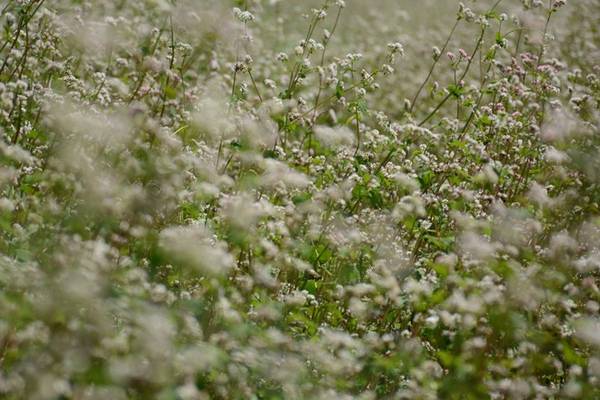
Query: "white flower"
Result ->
[[387, 42, 404, 55], [159, 225, 234, 276], [314, 125, 355, 147], [233, 7, 255, 23]]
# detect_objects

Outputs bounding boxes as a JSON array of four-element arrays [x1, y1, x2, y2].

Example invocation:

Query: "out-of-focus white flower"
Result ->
[[314, 125, 355, 148], [159, 224, 234, 276]]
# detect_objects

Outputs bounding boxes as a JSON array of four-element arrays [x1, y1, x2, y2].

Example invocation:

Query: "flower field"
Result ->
[[0, 0, 599, 398]]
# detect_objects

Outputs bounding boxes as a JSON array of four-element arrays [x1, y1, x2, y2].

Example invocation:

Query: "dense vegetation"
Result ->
[[0, 0, 599, 398]]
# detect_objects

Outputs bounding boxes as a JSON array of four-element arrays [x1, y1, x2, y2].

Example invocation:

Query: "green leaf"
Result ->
[[335, 81, 344, 99], [447, 84, 464, 98]]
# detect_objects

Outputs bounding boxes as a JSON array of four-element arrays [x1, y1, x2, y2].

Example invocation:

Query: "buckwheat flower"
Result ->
[[392, 172, 420, 193], [392, 195, 426, 220], [233, 61, 246, 72], [348, 297, 368, 319], [264, 78, 277, 89], [5, 12, 15, 26], [159, 225, 234, 276], [527, 182, 553, 207], [143, 56, 162, 73], [0, 141, 35, 165], [0, 198, 15, 212], [346, 52, 363, 62], [313, 8, 327, 20], [33, 375, 71, 400], [425, 313, 440, 328], [260, 158, 311, 188], [387, 42, 404, 56], [284, 290, 307, 306], [276, 52, 289, 62], [547, 231, 578, 259], [474, 164, 498, 185], [314, 125, 355, 147], [459, 232, 497, 260], [436, 253, 458, 269], [381, 64, 394, 75], [553, 0, 567, 9], [464, 9, 476, 22], [220, 194, 273, 230], [176, 381, 204, 400], [233, 7, 255, 23], [574, 318, 600, 348]]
